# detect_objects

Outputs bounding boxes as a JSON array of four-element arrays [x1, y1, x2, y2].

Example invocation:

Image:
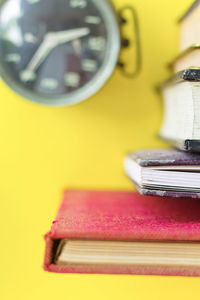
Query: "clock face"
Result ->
[[0, 0, 120, 106]]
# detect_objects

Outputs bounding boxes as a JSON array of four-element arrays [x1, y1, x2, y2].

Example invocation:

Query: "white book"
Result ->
[[159, 68, 200, 151], [124, 149, 200, 198], [169, 45, 200, 73], [179, 1, 200, 51]]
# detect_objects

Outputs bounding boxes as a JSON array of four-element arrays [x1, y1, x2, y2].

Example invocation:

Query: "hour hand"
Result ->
[[20, 37, 55, 82], [54, 28, 90, 45]]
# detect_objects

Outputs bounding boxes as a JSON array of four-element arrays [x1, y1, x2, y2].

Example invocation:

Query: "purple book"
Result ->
[[124, 149, 200, 198]]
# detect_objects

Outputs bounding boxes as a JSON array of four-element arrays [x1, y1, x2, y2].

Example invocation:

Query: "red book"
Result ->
[[44, 190, 200, 276]]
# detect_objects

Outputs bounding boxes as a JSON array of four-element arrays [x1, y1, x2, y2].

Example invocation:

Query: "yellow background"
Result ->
[[1, 0, 199, 299]]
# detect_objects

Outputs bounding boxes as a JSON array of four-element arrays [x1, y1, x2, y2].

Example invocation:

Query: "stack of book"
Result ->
[[160, 0, 200, 152], [43, 1, 200, 277]]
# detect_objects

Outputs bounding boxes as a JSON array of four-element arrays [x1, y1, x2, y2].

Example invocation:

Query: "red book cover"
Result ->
[[44, 190, 200, 276]]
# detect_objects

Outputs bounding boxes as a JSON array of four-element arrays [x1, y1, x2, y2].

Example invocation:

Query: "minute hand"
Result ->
[[55, 28, 90, 45]]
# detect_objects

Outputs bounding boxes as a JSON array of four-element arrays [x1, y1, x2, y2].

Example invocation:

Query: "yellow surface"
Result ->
[[1, 0, 199, 299]]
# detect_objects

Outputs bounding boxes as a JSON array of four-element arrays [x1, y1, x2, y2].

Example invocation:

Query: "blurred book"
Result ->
[[159, 68, 200, 151], [179, 0, 200, 51], [124, 149, 200, 198], [44, 190, 200, 276], [169, 45, 200, 73]]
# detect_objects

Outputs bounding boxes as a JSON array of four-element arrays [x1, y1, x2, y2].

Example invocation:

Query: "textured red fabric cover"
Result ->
[[44, 190, 200, 276]]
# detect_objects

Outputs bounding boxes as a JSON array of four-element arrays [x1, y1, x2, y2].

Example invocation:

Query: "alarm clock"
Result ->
[[0, 0, 140, 106]]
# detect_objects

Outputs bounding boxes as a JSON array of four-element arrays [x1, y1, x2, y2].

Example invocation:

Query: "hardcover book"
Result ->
[[179, 0, 200, 51], [169, 45, 200, 73], [44, 190, 200, 276], [159, 68, 200, 151], [124, 149, 200, 198]]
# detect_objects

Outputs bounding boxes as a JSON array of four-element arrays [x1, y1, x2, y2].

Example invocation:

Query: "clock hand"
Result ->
[[54, 27, 90, 45], [20, 34, 57, 81], [20, 28, 90, 82]]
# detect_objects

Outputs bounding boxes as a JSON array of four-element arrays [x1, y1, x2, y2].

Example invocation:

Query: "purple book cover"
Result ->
[[126, 149, 200, 199]]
